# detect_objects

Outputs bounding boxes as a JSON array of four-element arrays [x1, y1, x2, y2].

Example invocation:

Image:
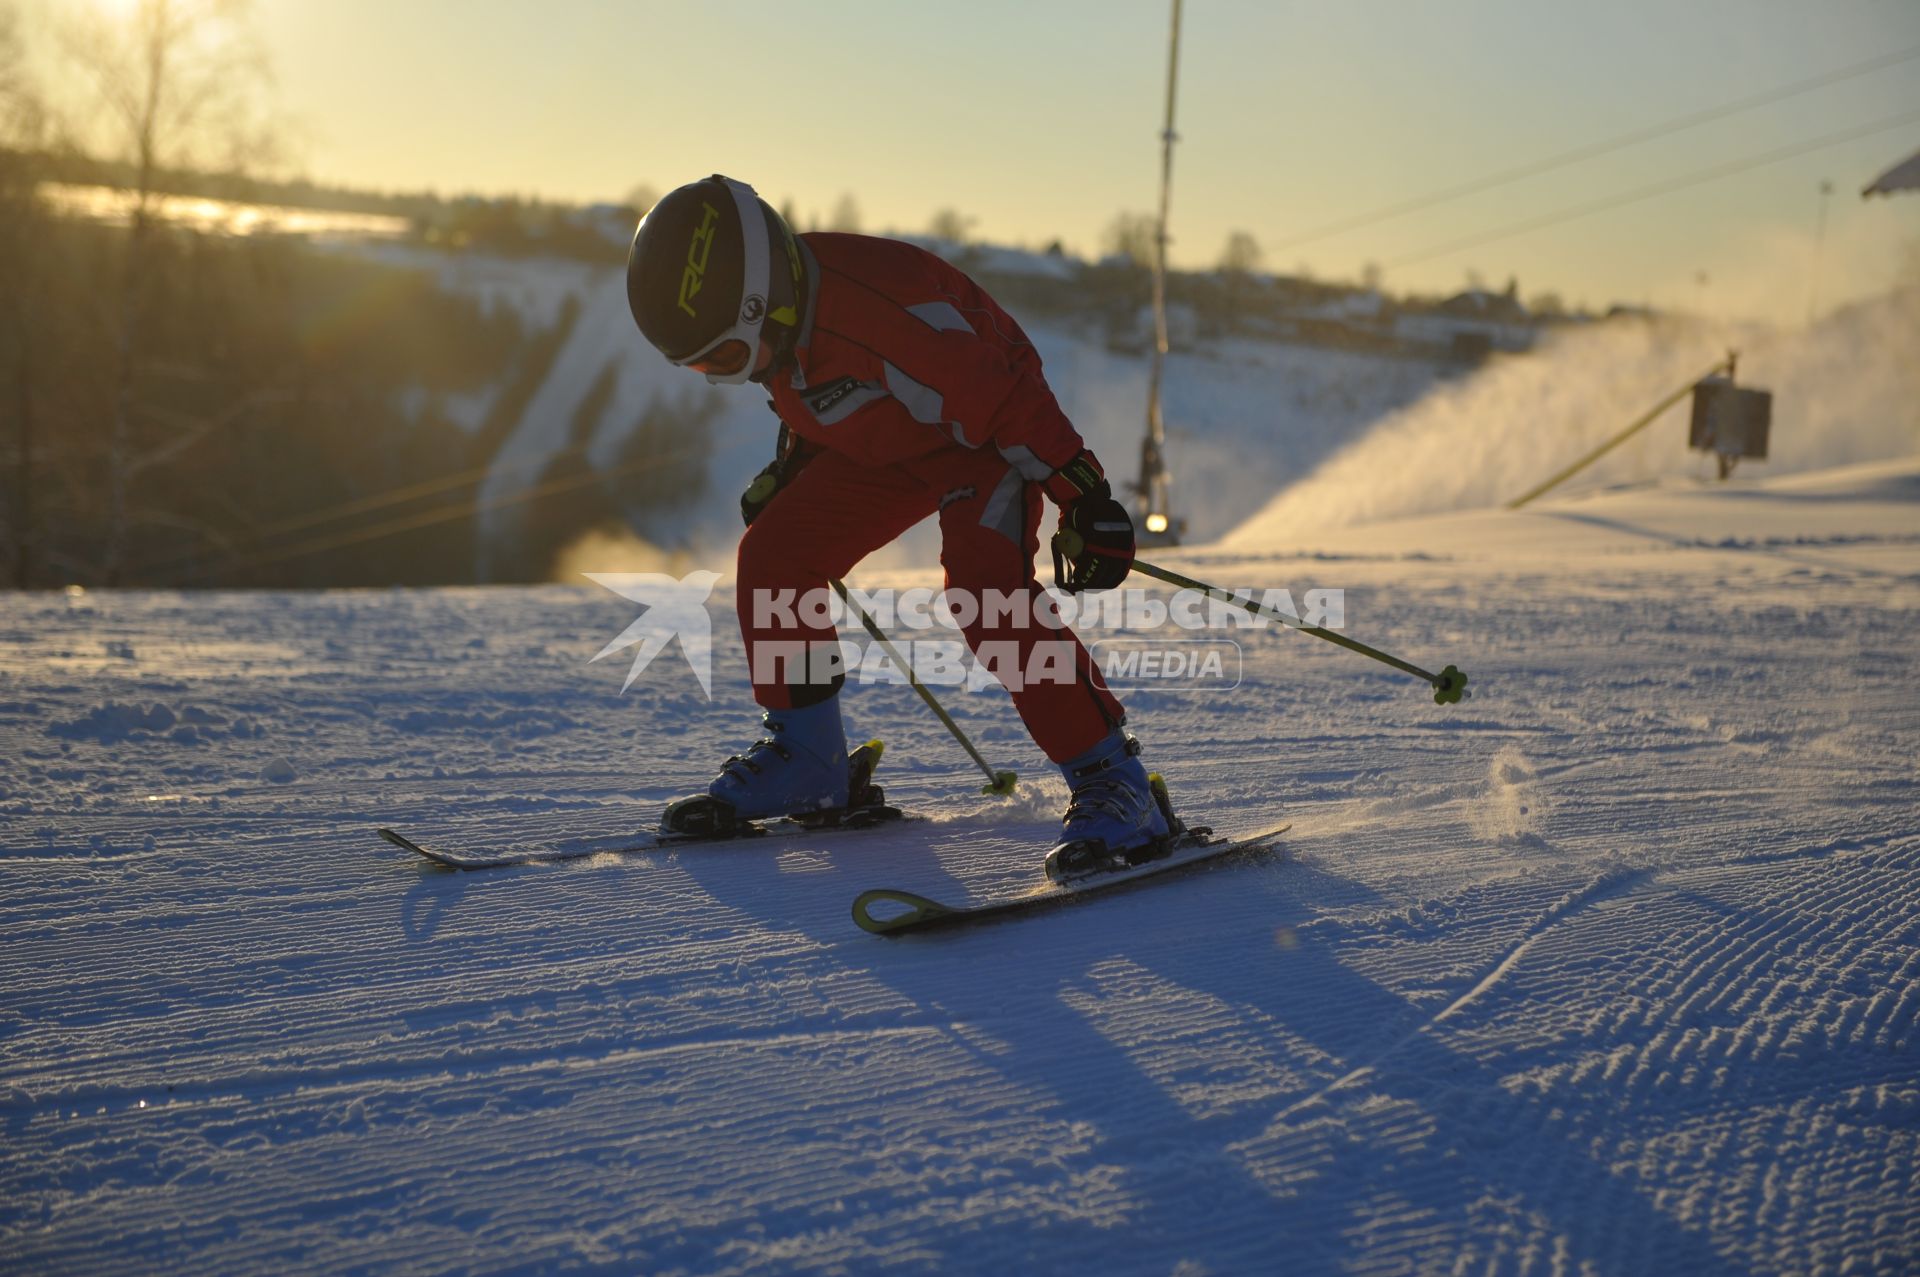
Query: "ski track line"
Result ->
[[1228, 838, 1920, 1275], [1265, 866, 1656, 1125], [1594, 850, 1913, 1113], [8, 1064, 1112, 1277], [5, 1009, 1172, 1266], [1, 933, 877, 1089], [0, 1021, 968, 1121]]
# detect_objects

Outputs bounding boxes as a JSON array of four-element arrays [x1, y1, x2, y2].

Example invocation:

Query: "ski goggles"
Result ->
[[673, 175, 772, 386]]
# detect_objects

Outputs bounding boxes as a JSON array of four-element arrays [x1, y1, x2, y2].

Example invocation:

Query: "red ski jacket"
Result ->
[[767, 233, 1089, 493]]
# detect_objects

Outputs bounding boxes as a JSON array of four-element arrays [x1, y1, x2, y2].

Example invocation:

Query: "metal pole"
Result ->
[[1506, 355, 1734, 510], [1128, 558, 1469, 704], [1136, 0, 1182, 541], [1807, 179, 1834, 326], [830, 580, 1018, 796]]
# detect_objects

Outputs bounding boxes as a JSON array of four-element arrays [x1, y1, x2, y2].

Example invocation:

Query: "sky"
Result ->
[[42, 0, 1920, 322]]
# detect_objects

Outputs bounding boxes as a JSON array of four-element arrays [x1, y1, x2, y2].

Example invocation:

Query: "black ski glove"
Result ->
[[1046, 450, 1136, 593], [742, 421, 812, 527], [741, 460, 785, 526]]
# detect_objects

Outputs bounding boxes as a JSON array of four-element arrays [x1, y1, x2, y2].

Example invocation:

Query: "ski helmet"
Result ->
[[626, 174, 803, 385]]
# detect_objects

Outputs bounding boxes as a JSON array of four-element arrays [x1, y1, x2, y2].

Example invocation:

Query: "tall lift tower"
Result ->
[[1134, 0, 1186, 546]]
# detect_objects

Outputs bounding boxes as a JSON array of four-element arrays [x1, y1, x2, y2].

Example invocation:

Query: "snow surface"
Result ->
[[4, 452, 1918, 1272]]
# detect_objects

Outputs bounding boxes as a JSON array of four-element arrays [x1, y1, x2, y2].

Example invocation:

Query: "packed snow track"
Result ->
[[3, 462, 1917, 1274]]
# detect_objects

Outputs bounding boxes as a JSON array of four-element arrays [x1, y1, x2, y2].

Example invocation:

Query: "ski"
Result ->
[[379, 824, 660, 870], [379, 808, 911, 870], [384, 738, 905, 869], [849, 822, 1292, 935]]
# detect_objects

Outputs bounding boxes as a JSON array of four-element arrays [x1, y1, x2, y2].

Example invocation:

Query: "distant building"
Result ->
[[1394, 287, 1535, 360], [581, 203, 640, 249], [1109, 301, 1200, 355], [1300, 289, 1387, 324]]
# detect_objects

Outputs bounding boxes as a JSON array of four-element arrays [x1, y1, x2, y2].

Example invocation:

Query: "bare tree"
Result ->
[[1216, 230, 1263, 323], [1217, 230, 1262, 277], [58, 0, 273, 582], [0, 3, 37, 131], [828, 192, 860, 233], [1103, 211, 1156, 270], [1528, 291, 1566, 318], [0, 1, 51, 586], [927, 207, 974, 245]]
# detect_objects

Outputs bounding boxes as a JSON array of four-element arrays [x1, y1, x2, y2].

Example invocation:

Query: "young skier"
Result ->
[[624, 174, 1167, 874]]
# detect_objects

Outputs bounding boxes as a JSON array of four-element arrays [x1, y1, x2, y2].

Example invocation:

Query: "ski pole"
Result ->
[[830, 579, 1019, 795], [1127, 559, 1470, 704]]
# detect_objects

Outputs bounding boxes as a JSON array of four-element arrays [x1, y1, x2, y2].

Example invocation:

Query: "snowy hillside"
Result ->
[[389, 244, 1916, 582], [378, 246, 1444, 570], [4, 456, 1917, 1272]]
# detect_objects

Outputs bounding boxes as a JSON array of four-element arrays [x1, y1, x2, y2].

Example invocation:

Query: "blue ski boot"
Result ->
[[1044, 729, 1178, 883], [662, 698, 895, 837]]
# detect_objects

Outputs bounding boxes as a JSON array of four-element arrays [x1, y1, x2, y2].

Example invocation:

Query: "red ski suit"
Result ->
[[739, 232, 1123, 762]]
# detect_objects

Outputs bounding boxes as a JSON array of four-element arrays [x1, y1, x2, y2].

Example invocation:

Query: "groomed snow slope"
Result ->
[[3, 461, 1918, 1273]]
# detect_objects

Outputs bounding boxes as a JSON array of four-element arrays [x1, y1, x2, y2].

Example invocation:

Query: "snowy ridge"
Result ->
[[402, 249, 1444, 571], [3, 462, 1918, 1271]]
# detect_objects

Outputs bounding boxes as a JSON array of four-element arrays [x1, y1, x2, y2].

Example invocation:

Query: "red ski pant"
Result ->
[[735, 446, 1123, 763]]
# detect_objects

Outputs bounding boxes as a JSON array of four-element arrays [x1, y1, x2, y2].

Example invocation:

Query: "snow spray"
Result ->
[[1227, 288, 1919, 545]]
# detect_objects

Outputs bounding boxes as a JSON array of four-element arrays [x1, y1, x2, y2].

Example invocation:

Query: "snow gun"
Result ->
[[1128, 558, 1470, 706]]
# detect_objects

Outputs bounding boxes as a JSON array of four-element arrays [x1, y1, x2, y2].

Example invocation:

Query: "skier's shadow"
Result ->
[[664, 809, 999, 945], [1014, 877, 1743, 1274], [677, 842, 1741, 1273], [398, 865, 470, 942]]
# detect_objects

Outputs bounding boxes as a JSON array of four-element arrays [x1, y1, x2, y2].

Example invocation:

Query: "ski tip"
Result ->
[[852, 887, 957, 935], [862, 738, 885, 764], [982, 769, 1019, 797]]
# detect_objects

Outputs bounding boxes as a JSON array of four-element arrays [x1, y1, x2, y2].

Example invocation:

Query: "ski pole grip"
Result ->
[[1050, 529, 1082, 593]]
